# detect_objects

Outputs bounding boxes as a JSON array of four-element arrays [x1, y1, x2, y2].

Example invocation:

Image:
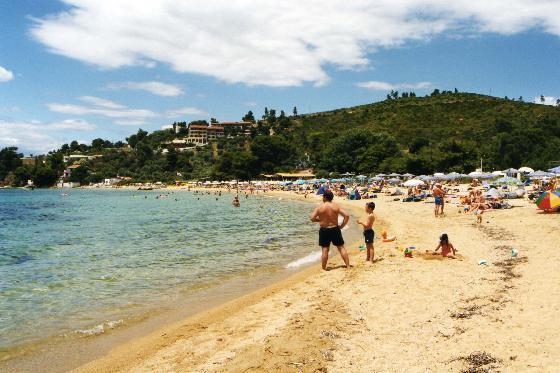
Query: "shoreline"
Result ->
[[1, 189, 366, 373], [73, 190, 560, 372]]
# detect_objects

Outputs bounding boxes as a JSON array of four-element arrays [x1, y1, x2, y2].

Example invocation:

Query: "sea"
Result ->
[[0, 188, 359, 367]]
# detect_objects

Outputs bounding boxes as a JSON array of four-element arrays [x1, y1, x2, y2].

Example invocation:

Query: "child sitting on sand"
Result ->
[[434, 233, 457, 259]]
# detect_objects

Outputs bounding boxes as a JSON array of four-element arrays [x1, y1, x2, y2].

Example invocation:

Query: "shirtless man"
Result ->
[[310, 190, 351, 270], [433, 183, 445, 217]]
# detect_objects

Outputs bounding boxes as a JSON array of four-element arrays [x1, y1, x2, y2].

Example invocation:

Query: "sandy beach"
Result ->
[[68, 188, 559, 372]]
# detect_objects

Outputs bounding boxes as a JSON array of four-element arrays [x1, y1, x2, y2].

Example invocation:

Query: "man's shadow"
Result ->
[[325, 265, 353, 271]]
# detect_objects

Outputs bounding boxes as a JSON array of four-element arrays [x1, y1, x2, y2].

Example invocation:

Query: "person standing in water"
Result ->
[[232, 195, 240, 207], [357, 202, 376, 263], [310, 190, 350, 270]]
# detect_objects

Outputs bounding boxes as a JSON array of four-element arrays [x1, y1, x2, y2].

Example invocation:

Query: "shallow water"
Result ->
[[0, 188, 335, 352]]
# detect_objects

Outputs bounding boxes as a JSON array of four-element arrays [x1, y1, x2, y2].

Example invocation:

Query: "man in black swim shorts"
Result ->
[[310, 190, 350, 270]]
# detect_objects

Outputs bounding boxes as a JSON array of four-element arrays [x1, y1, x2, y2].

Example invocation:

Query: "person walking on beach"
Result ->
[[310, 190, 351, 270], [433, 183, 445, 217], [357, 202, 376, 263]]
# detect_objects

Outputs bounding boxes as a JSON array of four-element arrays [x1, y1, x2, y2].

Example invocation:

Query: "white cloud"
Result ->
[[113, 119, 147, 126], [533, 96, 559, 106], [245, 101, 258, 107], [0, 119, 96, 154], [29, 1, 560, 87], [165, 106, 205, 118], [48, 119, 97, 131], [356, 81, 433, 90], [48, 102, 157, 119], [106, 81, 184, 96], [78, 96, 126, 109], [0, 65, 14, 82], [48, 97, 204, 125]]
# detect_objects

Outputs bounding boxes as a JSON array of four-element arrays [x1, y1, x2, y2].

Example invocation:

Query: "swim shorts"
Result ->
[[319, 227, 344, 247], [363, 229, 375, 244], [434, 196, 443, 205]]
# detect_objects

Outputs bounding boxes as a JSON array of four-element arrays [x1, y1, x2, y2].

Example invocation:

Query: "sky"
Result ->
[[1, 0, 560, 155]]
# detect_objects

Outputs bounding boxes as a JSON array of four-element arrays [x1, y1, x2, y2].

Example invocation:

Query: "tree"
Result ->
[[454, 88, 458, 94], [293, 106, 298, 116], [33, 166, 59, 187], [68, 165, 88, 184], [210, 118, 218, 124], [242, 110, 255, 123], [318, 129, 403, 173], [431, 89, 440, 96], [556, 98, 560, 107], [214, 151, 258, 180], [250, 136, 296, 173], [91, 138, 105, 150], [166, 147, 178, 171], [0, 147, 23, 182], [126, 129, 148, 148], [540, 95, 545, 103]]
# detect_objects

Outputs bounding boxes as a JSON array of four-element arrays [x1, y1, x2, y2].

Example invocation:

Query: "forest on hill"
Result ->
[[1, 91, 560, 186]]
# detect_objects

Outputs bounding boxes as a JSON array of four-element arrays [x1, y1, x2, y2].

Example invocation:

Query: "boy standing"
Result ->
[[357, 202, 376, 263]]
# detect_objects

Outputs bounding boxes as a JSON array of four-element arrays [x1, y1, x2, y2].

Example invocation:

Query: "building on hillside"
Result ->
[[186, 124, 225, 146], [207, 126, 224, 140], [21, 157, 38, 166], [63, 164, 81, 179], [63, 154, 102, 163], [218, 121, 253, 137]]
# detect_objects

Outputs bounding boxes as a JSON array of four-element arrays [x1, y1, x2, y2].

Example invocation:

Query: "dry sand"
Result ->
[[75, 190, 560, 372]]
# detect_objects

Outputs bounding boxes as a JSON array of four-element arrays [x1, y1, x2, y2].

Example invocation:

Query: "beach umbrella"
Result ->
[[402, 173, 414, 178], [468, 171, 484, 178], [491, 170, 506, 176], [294, 179, 306, 185], [503, 168, 519, 175], [369, 176, 383, 181], [356, 175, 367, 179], [484, 188, 502, 199], [518, 167, 535, 173], [388, 173, 401, 177], [495, 176, 519, 185], [341, 172, 354, 177], [528, 170, 554, 178], [318, 178, 328, 183], [376, 173, 386, 177], [547, 166, 560, 174], [535, 190, 560, 211], [403, 179, 425, 187], [387, 177, 401, 184]]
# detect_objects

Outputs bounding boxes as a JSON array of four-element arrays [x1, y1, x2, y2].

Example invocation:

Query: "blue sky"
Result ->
[[1, 0, 560, 154]]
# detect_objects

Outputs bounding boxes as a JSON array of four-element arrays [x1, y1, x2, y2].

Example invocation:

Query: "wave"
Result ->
[[73, 319, 124, 336], [285, 251, 322, 269]]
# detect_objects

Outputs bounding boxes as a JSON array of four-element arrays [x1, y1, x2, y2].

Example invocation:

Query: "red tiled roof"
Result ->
[[189, 125, 209, 129], [207, 126, 224, 131]]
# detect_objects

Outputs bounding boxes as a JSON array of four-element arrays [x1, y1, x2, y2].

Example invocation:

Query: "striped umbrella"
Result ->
[[535, 190, 560, 211]]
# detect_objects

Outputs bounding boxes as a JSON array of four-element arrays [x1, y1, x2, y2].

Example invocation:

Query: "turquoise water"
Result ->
[[0, 188, 325, 352]]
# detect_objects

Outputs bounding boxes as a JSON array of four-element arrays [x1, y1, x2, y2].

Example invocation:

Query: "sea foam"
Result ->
[[285, 251, 322, 268]]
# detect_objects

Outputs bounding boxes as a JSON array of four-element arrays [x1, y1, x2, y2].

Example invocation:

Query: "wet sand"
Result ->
[[72, 190, 560, 372]]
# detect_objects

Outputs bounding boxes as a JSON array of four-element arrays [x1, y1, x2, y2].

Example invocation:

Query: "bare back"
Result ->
[[312, 201, 344, 227]]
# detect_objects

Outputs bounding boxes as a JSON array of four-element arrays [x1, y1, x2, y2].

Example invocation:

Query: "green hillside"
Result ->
[[2, 92, 560, 186], [289, 92, 560, 174]]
